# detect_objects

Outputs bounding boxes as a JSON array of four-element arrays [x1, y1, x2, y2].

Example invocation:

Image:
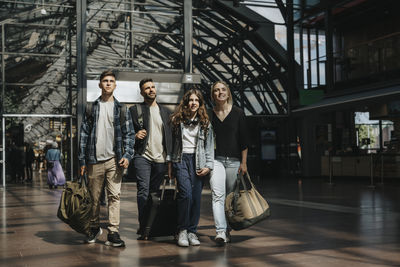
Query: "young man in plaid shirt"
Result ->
[[79, 70, 135, 247]]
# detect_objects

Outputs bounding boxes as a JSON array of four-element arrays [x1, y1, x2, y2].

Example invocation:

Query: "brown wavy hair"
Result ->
[[170, 89, 210, 133]]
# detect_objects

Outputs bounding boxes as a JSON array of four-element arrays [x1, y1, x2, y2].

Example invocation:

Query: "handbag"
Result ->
[[46, 161, 54, 169], [225, 172, 270, 230], [57, 175, 92, 235]]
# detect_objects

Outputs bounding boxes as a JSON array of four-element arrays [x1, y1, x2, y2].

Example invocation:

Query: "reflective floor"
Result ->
[[1, 172, 400, 266]]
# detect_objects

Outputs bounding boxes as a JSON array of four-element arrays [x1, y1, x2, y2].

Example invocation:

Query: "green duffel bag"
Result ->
[[57, 176, 92, 235], [225, 172, 270, 231]]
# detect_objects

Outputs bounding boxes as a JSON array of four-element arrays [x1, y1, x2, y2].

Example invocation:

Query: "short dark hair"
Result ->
[[99, 70, 116, 82], [139, 78, 153, 90]]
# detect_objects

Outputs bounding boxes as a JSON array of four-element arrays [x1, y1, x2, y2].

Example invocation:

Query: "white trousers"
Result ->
[[209, 157, 240, 233]]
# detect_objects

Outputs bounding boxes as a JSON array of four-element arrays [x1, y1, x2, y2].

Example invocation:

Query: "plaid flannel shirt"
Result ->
[[78, 97, 135, 166]]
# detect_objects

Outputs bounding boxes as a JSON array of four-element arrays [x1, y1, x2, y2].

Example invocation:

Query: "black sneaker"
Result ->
[[86, 228, 102, 243], [136, 226, 148, 240], [105, 232, 125, 247], [136, 227, 143, 235]]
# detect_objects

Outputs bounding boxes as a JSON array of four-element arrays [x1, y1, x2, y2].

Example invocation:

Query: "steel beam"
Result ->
[[76, 0, 87, 146], [129, 0, 134, 68], [2, 22, 68, 28], [286, 0, 296, 111], [275, 0, 287, 22], [2, 114, 73, 118], [1, 23, 5, 189], [1, 118, 4, 188], [325, 5, 334, 93], [183, 0, 193, 91], [316, 29, 320, 87]]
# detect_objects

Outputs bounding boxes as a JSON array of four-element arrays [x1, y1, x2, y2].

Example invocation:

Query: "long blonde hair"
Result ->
[[210, 81, 233, 104]]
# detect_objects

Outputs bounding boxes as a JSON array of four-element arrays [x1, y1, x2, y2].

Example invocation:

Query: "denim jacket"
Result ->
[[171, 122, 214, 170]]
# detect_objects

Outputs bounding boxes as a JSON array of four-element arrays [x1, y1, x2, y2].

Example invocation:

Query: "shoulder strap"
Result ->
[[120, 103, 127, 127], [128, 104, 144, 129], [85, 102, 93, 127], [136, 104, 143, 128]]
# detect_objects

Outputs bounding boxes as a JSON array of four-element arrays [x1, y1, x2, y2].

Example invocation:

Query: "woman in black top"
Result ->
[[209, 81, 249, 245]]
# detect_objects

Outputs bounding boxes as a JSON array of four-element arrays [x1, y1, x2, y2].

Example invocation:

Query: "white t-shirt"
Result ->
[[143, 105, 166, 163], [96, 101, 115, 161], [182, 123, 199, 154]]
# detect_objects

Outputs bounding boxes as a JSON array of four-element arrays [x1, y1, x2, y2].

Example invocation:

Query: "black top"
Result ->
[[211, 106, 249, 159]]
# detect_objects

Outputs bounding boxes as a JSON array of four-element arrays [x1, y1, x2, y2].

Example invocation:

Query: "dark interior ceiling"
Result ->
[[0, 0, 292, 143], [294, 0, 398, 29]]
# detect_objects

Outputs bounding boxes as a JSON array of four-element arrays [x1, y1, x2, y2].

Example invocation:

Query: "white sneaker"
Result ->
[[215, 231, 226, 245], [187, 232, 200, 246], [177, 230, 189, 247]]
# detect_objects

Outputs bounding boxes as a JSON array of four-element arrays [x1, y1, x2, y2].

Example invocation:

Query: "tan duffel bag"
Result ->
[[225, 172, 270, 230]]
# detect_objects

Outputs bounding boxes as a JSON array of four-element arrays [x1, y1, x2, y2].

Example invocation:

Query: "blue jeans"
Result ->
[[209, 157, 240, 233], [174, 153, 204, 233], [134, 155, 167, 228]]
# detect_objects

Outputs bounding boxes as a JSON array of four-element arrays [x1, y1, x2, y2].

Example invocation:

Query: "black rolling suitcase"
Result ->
[[141, 178, 178, 239]]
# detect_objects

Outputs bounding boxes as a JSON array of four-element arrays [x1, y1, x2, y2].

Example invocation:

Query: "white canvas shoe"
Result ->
[[187, 232, 200, 246], [215, 231, 226, 245], [177, 230, 189, 247]]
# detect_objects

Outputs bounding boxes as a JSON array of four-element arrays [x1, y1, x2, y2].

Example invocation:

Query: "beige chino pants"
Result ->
[[87, 157, 123, 233]]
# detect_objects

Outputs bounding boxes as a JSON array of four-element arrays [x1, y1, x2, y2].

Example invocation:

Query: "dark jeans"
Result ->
[[12, 164, 25, 182], [134, 154, 167, 228], [174, 153, 204, 233], [25, 163, 33, 181]]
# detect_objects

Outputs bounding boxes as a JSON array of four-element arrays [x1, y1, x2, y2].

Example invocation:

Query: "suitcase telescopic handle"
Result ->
[[161, 175, 178, 200]]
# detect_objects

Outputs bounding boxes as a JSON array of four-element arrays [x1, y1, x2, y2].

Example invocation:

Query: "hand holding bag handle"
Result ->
[[232, 174, 245, 214], [80, 172, 89, 185], [240, 173, 268, 217]]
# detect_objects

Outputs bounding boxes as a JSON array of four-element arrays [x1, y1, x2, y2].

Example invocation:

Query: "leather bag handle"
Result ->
[[234, 172, 265, 217], [238, 173, 257, 216]]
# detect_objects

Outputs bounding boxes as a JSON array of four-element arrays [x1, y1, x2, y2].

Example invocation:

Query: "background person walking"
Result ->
[[25, 142, 35, 182], [45, 141, 65, 189]]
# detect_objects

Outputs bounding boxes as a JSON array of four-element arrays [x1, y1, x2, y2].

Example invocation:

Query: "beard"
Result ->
[[144, 93, 156, 100]]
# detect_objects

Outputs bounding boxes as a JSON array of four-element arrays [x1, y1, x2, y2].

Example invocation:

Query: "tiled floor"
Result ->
[[1, 172, 400, 266]]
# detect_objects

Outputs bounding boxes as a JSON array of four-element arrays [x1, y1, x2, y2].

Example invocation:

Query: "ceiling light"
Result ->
[[40, 0, 46, 15]]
